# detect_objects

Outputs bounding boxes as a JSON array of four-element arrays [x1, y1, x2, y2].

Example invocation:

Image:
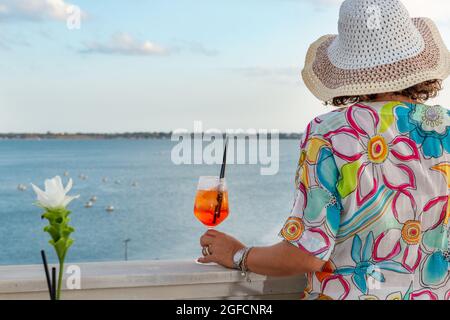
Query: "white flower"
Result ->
[[31, 176, 79, 210]]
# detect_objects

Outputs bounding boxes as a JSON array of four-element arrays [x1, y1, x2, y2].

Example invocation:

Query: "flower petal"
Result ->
[[443, 135, 450, 153], [382, 160, 416, 190], [352, 273, 368, 294], [369, 270, 385, 283], [402, 244, 422, 273], [317, 147, 339, 193], [392, 190, 417, 223], [337, 161, 361, 199], [31, 183, 50, 207], [346, 104, 379, 137], [362, 232, 374, 262], [390, 136, 420, 161], [64, 178, 73, 194], [356, 162, 378, 207], [359, 295, 379, 300], [334, 267, 354, 276], [395, 105, 414, 133], [321, 275, 350, 300], [373, 229, 402, 262], [54, 176, 64, 193], [291, 183, 307, 216], [410, 289, 439, 300], [297, 228, 331, 258], [422, 226, 448, 252], [421, 196, 448, 231], [421, 251, 449, 288], [409, 129, 425, 145], [324, 127, 363, 162], [62, 195, 80, 207], [44, 178, 56, 194], [422, 136, 443, 159], [351, 235, 362, 263], [375, 260, 410, 274], [304, 187, 329, 223], [386, 292, 403, 300], [445, 290, 450, 300]]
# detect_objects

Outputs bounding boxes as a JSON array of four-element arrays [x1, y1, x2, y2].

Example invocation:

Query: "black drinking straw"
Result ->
[[40, 250, 53, 300], [51, 267, 56, 301], [213, 136, 228, 225], [219, 136, 228, 180]]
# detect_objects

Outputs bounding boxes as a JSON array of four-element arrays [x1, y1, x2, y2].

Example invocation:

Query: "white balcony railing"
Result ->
[[0, 260, 306, 300]]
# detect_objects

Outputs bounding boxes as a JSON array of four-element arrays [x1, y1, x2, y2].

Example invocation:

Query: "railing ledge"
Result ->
[[0, 260, 305, 300]]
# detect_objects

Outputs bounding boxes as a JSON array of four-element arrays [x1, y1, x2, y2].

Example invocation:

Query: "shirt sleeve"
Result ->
[[279, 123, 342, 261]]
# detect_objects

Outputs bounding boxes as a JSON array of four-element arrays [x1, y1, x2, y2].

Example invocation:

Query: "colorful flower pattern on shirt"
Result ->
[[279, 101, 450, 300]]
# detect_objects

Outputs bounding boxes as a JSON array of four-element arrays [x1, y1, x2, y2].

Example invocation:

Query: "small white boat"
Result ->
[[114, 180, 121, 185], [85, 201, 94, 208], [17, 184, 27, 191], [79, 174, 88, 181], [131, 181, 138, 187], [106, 206, 115, 213], [90, 196, 97, 202], [102, 177, 109, 183], [63, 171, 70, 177]]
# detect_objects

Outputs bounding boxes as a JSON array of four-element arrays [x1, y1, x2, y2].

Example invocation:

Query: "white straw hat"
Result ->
[[302, 0, 450, 102]]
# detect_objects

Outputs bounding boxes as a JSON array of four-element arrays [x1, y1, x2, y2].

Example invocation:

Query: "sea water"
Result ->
[[0, 139, 299, 265]]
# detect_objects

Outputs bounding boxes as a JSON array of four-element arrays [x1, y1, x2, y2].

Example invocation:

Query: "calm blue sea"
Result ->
[[0, 139, 299, 265]]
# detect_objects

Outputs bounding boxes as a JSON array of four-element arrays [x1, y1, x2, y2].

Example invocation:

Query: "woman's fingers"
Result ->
[[206, 229, 220, 236], [198, 255, 215, 264], [200, 234, 214, 247]]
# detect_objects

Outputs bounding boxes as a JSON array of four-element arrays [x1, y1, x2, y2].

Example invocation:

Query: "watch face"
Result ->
[[233, 249, 245, 268], [233, 253, 240, 265]]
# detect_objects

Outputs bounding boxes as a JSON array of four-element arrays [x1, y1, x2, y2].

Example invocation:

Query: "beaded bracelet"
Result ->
[[239, 247, 253, 282]]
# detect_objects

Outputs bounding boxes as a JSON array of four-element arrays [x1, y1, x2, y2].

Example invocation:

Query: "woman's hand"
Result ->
[[198, 229, 246, 268]]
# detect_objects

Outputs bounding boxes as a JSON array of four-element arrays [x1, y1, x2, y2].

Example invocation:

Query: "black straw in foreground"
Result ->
[[51, 267, 56, 301], [40, 250, 53, 300]]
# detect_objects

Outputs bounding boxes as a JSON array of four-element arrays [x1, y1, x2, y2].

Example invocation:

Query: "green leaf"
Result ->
[[337, 161, 361, 198], [44, 225, 60, 242]]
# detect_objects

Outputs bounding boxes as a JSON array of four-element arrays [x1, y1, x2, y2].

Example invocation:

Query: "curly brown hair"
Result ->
[[327, 79, 443, 107]]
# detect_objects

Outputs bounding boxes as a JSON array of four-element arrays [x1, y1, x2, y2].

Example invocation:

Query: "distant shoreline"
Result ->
[[0, 132, 303, 140]]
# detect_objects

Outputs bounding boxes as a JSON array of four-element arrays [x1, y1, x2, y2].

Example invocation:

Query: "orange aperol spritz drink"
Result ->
[[194, 176, 229, 228]]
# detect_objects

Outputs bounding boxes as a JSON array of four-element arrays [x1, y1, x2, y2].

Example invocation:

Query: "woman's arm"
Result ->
[[198, 229, 325, 277]]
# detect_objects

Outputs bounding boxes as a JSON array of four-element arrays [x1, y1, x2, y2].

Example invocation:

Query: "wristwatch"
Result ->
[[233, 248, 247, 270]]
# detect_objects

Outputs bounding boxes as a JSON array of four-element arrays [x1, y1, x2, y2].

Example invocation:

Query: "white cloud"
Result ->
[[81, 33, 169, 56], [0, 0, 84, 22]]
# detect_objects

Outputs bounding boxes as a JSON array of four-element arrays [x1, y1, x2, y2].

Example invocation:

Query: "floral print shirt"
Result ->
[[279, 101, 450, 300]]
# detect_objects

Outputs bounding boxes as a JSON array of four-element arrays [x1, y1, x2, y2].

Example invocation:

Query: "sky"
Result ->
[[0, 0, 449, 133]]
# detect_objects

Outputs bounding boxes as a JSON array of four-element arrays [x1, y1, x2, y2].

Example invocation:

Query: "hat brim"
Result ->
[[302, 18, 450, 102]]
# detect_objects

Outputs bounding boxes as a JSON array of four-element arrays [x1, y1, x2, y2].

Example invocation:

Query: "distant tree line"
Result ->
[[0, 132, 303, 140]]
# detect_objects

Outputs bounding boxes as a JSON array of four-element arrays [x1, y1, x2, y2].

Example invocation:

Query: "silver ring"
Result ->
[[202, 246, 211, 256]]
